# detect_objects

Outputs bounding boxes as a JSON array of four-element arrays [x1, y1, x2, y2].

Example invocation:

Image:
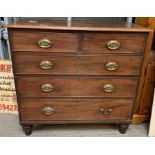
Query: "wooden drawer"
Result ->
[[14, 53, 143, 76], [20, 98, 133, 121], [10, 31, 78, 52], [16, 76, 138, 98], [82, 33, 146, 53]]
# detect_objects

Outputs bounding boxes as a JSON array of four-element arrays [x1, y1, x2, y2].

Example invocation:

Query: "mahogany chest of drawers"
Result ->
[[7, 19, 153, 135]]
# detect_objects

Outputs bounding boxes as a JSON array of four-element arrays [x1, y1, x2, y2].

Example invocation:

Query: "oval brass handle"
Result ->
[[42, 107, 55, 115], [40, 60, 53, 70], [105, 62, 118, 71], [102, 84, 115, 93], [41, 83, 53, 92], [38, 39, 52, 48], [100, 108, 112, 115], [107, 40, 120, 50]]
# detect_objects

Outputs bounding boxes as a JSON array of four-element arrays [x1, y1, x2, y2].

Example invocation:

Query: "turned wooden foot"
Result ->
[[21, 124, 33, 136], [118, 123, 129, 134]]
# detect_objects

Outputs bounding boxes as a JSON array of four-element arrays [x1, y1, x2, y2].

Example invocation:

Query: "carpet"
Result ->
[[0, 114, 149, 137]]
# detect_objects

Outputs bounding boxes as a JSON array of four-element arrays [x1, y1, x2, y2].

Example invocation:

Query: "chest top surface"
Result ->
[[6, 19, 152, 32]]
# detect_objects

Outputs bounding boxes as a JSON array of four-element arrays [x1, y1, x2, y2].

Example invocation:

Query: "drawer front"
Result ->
[[10, 31, 78, 52], [20, 98, 133, 121], [16, 76, 138, 98], [14, 54, 142, 76], [82, 33, 146, 53]]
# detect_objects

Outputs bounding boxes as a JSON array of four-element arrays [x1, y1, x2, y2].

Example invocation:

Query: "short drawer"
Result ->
[[10, 31, 78, 52], [20, 98, 133, 121], [16, 76, 138, 98], [14, 53, 143, 76], [82, 32, 146, 53]]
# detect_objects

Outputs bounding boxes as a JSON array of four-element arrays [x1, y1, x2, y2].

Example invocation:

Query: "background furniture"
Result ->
[[149, 89, 155, 136], [132, 17, 155, 124]]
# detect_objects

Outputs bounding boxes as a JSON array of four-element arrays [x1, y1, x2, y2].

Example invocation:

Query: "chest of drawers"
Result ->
[[7, 19, 153, 135]]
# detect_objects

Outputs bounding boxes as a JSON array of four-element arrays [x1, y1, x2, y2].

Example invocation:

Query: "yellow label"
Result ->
[[0, 60, 18, 114]]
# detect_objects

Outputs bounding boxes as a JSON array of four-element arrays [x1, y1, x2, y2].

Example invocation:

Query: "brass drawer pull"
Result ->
[[105, 62, 118, 71], [38, 39, 52, 48], [107, 40, 120, 50], [40, 60, 53, 70], [100, 108, 112, 114], [102, 84, 115, 93], [41, 83, 53, 92], [43, 107, 55, 115]]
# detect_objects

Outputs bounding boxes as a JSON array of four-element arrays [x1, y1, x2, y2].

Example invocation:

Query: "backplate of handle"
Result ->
[[107, 40, 120, 50], [41, 83, 53, 92], [40, 60, 53, 70], [100, 108, 112, 114], [102, 84, 115, 93], [42, 107, 55, 115], [105, 62, 118, 71], [38, 39, 52, 48]]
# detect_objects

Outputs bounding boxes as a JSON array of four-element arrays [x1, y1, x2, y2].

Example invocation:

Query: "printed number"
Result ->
[[10, 105, 13, 112], [0, 104, 18, 112], [14, 105, 18, 111], [0, 104, 2, 110], [2, 104, 9, 111]]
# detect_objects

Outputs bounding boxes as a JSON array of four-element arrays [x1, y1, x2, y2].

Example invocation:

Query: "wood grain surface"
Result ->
[[14, 53, 143, 76], [20, 98, 133, 121], [10, 31, 78, 52], [16, 76, 138, 98], [82, 33, 146, 53], [6, 19, 152, 32]]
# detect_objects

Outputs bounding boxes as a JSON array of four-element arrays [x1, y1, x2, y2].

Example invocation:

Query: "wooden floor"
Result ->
[[0, 114, 149, 137]]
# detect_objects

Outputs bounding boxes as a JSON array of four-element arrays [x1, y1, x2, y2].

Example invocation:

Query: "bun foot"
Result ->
[[118, 123, 129, 134], [21, 124, 33, 136]]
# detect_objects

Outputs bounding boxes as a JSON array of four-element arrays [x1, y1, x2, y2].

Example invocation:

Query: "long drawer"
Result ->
[[20, 98, 133, 121], [14, 53, 143, 76], [16, 76, 138, 98], [10, 31, 78, 52]]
